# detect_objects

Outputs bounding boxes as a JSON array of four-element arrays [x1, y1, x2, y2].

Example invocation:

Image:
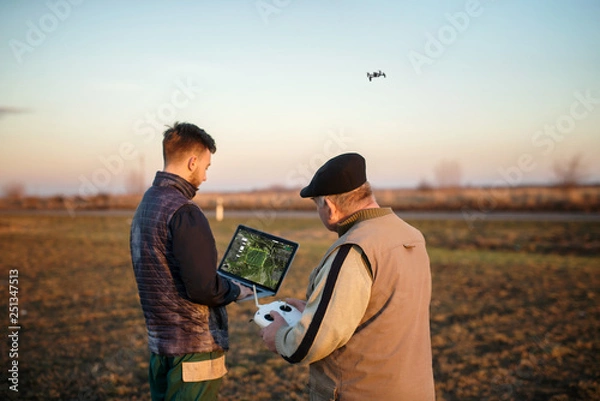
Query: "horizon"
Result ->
[[3, 180, 600, 200], [1, 1, 599, 197]]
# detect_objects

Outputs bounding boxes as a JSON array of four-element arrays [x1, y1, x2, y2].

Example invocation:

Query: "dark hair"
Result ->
[[162, 122, 216, 164]]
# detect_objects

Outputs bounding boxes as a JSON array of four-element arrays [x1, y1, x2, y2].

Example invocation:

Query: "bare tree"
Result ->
[[553, 153, 586, 188], [433, 159, 463, 188], [416, 178, 433, 191], [126, 170, 145, 195], [126, 154, 146, 195], [3, 182, 26, 199]]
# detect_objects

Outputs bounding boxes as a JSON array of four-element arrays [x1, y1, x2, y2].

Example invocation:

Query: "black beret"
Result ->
[[300, 153, 367, 198]]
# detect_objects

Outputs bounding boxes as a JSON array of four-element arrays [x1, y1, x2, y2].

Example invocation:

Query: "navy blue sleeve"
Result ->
[[170, 203, 240, 307]]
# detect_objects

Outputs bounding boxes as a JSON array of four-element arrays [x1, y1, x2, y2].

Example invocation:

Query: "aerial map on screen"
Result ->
[[220, 227, 296, 290]]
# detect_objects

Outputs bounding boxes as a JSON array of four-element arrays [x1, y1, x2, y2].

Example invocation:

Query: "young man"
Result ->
[[260, 153, 435, 400], [130, 122, 252, 400]]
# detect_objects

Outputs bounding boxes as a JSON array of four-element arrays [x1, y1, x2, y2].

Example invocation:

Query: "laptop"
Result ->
[[217, 225, 299, 301]]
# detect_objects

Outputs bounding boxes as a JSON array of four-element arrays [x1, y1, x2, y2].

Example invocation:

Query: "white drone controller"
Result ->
[[252, 285, 301, 329]]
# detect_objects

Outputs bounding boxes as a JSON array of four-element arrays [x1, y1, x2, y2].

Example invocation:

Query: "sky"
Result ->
[[1, 0, 599, 196]]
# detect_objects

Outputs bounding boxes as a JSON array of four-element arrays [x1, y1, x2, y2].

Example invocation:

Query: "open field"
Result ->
[[2, 185, 600, 213], [1, 212, 599, 400]]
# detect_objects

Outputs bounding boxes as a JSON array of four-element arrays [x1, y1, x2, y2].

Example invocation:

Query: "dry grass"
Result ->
[[0, 213, 598, 400]]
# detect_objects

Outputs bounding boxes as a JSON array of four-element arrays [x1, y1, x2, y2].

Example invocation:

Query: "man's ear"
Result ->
[[187, 155, 197, 171], [324, 197, 336, 218], [324, 197, 345, 223]]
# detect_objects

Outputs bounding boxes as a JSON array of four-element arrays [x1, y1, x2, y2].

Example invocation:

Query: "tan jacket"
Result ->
[[276, 208, 435, 400]]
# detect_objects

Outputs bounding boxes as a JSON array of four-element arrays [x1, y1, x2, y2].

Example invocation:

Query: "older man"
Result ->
[[260, 152, 435, 400]]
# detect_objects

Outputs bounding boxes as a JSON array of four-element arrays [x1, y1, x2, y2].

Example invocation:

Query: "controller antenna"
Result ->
[[253, 284, 260, 307]]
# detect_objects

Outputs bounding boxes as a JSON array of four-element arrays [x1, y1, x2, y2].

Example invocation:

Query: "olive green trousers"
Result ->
[[149, 351, 226, 401]]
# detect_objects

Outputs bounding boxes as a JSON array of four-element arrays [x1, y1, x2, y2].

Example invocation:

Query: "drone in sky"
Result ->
[[367, 70, 386, 81]]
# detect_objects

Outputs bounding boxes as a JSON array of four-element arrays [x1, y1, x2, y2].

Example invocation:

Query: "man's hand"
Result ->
[[260, 311, 287, 353], [285, 298, 306, 312], [233, 282, 253, 301]]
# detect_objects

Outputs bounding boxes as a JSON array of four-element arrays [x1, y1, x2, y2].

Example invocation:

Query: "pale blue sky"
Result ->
[[1, 0, 599, 196]]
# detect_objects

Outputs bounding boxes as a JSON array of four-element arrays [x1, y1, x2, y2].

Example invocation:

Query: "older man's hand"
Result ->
[[260, 311, 287, 353]]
